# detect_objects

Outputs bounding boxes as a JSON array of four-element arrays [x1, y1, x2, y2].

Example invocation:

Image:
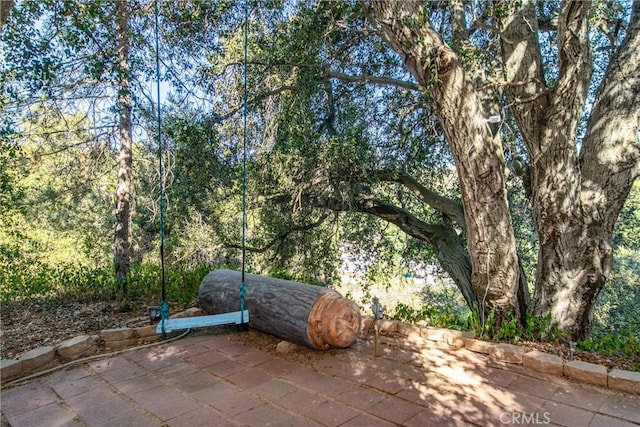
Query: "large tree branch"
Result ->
[[262, 190, 450, 250], [260, 191, 446, 243], [290, 166, 466, 231], [248, 60, 421, 91], [499, 0, 549, 155], [0, 0, 15, 29], [362, 198, 441, 239], [580, 1, 640, 232], [633, 0, 640, 24], [305, 193, 478, 310], [450, 0, 469, 47], [259, 188, 478, 311], [375, 170, 466, 231], [549, 1, 592, 139]]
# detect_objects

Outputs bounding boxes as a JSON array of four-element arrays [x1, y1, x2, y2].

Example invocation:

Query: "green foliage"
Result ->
[[0, 107, 115, 268], [125, 263, 211, 309], [613, 180, 640, 248], [495, 315, 520, 342], [0, 142, 25, 223], [391, 302, 468, 331], [488, 1, 513, 20], [578, 331, 640, 370], [457, 41, 487, 67], [0, 251, 117, 302], [0, 253, 211, 311], [592, 246, 640, 339], [464, 304, 564, 343], [524, 312, 554, 341], [491, 312, 565, 343], [466, 303, 495, 339], [467, 302, 486, 338]]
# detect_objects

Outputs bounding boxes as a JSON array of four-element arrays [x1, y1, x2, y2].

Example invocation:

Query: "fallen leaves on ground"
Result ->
[[1, 299, 147, 359]]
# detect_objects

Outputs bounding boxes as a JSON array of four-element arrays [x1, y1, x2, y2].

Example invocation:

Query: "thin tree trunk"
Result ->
[[114, 0, 133, 294]]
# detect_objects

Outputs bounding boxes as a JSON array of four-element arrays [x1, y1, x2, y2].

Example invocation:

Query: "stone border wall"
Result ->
[[0, 325, 158, 383], [360, 317, 640, 396], [2, 311, 638, 396], [0, 307, 205, 384]]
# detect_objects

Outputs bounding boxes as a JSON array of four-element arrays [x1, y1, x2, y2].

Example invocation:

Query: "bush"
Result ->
[[0, 250, 213, 311], [592, 247, 640, 340], [391, 302, 469, 331], [578, 330, 640, 371]]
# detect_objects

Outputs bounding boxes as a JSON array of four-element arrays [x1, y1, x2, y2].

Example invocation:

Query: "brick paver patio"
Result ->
[[2, 330, 639, 426]]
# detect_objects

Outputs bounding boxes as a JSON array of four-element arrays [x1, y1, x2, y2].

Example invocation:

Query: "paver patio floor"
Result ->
[[2, 329, 639, 426]]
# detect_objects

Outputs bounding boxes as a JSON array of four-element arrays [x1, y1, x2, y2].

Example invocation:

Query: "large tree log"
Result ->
[[198, 269, 361, 350]]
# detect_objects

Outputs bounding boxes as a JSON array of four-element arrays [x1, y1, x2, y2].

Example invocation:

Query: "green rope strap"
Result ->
[[154, 0, 250, 328], [154, 0, 168, 335], [240, 0, 249, 324]]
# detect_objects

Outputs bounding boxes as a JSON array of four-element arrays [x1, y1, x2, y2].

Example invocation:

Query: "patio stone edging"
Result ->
[[0, 309, 205, 384], [360, 316, 640, 396], [0, 307, 212, 383], [2, 311, 638, 396]]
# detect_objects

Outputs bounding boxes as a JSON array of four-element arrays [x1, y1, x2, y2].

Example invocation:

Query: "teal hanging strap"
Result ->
[[151, 0, 250, 336], [154, 0, 169, 335], [240, 0, 249, 324]]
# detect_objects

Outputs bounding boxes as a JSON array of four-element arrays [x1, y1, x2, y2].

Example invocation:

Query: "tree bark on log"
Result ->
[[198, 269, 361, 350]]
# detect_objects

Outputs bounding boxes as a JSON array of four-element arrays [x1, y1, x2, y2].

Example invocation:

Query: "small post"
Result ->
[[147, 306, 159, 324], [568, 341, 577, 360], [371, 297, 384, 357]]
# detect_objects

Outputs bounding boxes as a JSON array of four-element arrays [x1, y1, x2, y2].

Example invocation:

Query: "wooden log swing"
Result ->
[[199, 269, 361, 350]]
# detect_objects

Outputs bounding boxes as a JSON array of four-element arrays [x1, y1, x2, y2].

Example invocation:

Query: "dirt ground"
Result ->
[[1, 300, 148, 359], [1, 299, 637, 372]]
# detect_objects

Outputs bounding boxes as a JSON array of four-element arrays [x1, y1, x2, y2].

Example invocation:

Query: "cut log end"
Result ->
[[307, 292, 361, 350]]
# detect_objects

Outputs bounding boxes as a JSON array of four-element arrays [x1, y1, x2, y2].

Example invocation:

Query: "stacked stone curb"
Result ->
[[564, 360, 609, 387], [609, 368, 640, 394], [359, 316, 640, 396], [0, 308, 215, 384], [522, 349, 563, 375], [0, 311, 201, 384], [2, 311, 638, 396]]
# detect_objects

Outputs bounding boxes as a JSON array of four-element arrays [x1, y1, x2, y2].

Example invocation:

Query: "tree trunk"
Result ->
[[534, 3, 640, 339], [114, 0, 133, 294], [371, 0, 527, 329], [198, 269, 361, 350], [0, 0, 14, 29], [534, 226, 611, 339], [432, 227, 478, 313], [500, 0, 640, 339]]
